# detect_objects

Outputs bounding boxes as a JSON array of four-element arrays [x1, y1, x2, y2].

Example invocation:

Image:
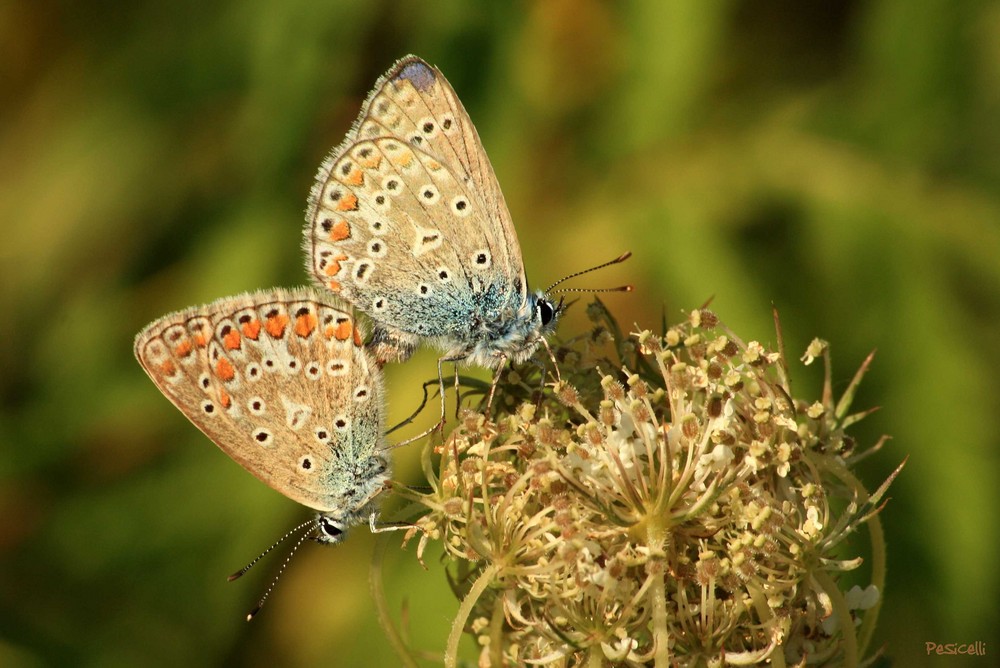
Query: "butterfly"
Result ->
[[134, 288, 390, 548], [303, 55, 630, 405]]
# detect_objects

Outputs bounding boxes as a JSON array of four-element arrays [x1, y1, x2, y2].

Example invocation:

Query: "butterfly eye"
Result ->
[[538, 299, 555, 326], [318, 517, 344, 540]]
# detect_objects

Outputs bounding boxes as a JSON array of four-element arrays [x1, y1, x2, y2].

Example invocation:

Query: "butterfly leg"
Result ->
[[388, 404, 441, 448], [539, 337, 562, 382], [485, 354, 509, 410], [368, 512, 415, 534], [436, 354, 467, 429], [453, 364, 462, 420], [384, 378, 439, 436]]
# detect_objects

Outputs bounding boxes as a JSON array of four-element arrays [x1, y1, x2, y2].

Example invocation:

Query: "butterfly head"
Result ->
[[313, 515, 348, 545], [505, 252, 633, 366], [311, 452, 391, 545], [531, 291, 563, 340]]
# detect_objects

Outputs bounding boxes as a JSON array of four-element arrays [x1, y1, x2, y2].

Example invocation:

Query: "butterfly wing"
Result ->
[[305, 56, 528, 348], [134, 288, 386, 514]]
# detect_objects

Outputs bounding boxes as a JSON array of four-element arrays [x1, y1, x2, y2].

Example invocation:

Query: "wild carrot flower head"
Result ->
[[395, 302, 902, 668]]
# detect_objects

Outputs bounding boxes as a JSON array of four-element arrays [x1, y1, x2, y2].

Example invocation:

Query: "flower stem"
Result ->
[[445, 563, 499, 668], [814, 568, 858, 668], [649, 562, 670, 667]]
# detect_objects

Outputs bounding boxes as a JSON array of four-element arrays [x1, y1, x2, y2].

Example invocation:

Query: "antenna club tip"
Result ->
[[227, 572, 243, 582], [246, 608, 260, 622], [624, 284, 635, 292], [617, 251, 632, 262]]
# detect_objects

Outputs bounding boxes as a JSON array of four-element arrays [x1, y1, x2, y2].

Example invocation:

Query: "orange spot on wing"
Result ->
[[295, 313, 318, 338], [327, 280, 341, 293], [174, 340, 193, 357], [265, 314, 289, 338], [218, 388, 232, 409], [215, 357, 235, 382], [334, 320, 352, 341], [336, 193, 359, 211], [392, 151, 413, 168], [324, 325, 335, 339], [193, 332, 209, 348], [159, 359, 177, 376], [241, 319, 261, 340], [353, 326, 363, 347], [359, 153, 382, 169], [324, 253, 349, 277], [330, 220, 351, 241], [223, 329, 241, 350], [344, 168, 364, 186]]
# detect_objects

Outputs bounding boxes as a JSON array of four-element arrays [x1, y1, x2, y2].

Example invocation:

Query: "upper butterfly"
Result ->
[[304, 55, 567, 371], [134, 288, 389, 546]]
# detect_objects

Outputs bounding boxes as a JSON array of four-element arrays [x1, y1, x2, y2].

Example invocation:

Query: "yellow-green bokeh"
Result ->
[[2, 1, 998, 666]]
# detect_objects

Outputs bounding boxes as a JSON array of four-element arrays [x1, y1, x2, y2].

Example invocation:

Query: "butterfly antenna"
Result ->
[[227, 518, 316, 581], [545, 251, 632, 292], [238, 520, 321, 622], [227, 518, 320, 621], [550, 285, 633, 295]]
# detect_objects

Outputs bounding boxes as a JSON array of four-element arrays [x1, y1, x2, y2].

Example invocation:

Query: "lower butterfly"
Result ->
[[134, 288, 391, 617]]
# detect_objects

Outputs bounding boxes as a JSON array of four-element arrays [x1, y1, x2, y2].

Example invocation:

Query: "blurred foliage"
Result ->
[[2, 1, 998, 666]]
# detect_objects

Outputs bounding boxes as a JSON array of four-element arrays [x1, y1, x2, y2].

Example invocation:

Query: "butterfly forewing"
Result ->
[[305, 56, 528, 343], [134, 288, 384, 513], [357, 56, 513, 244]]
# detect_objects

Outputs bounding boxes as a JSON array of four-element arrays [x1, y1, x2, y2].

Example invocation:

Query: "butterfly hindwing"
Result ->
[[134, 288, 386, 513]]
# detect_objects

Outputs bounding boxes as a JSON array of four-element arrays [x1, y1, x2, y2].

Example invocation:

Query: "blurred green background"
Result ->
[[2, 1, 998, 666]]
